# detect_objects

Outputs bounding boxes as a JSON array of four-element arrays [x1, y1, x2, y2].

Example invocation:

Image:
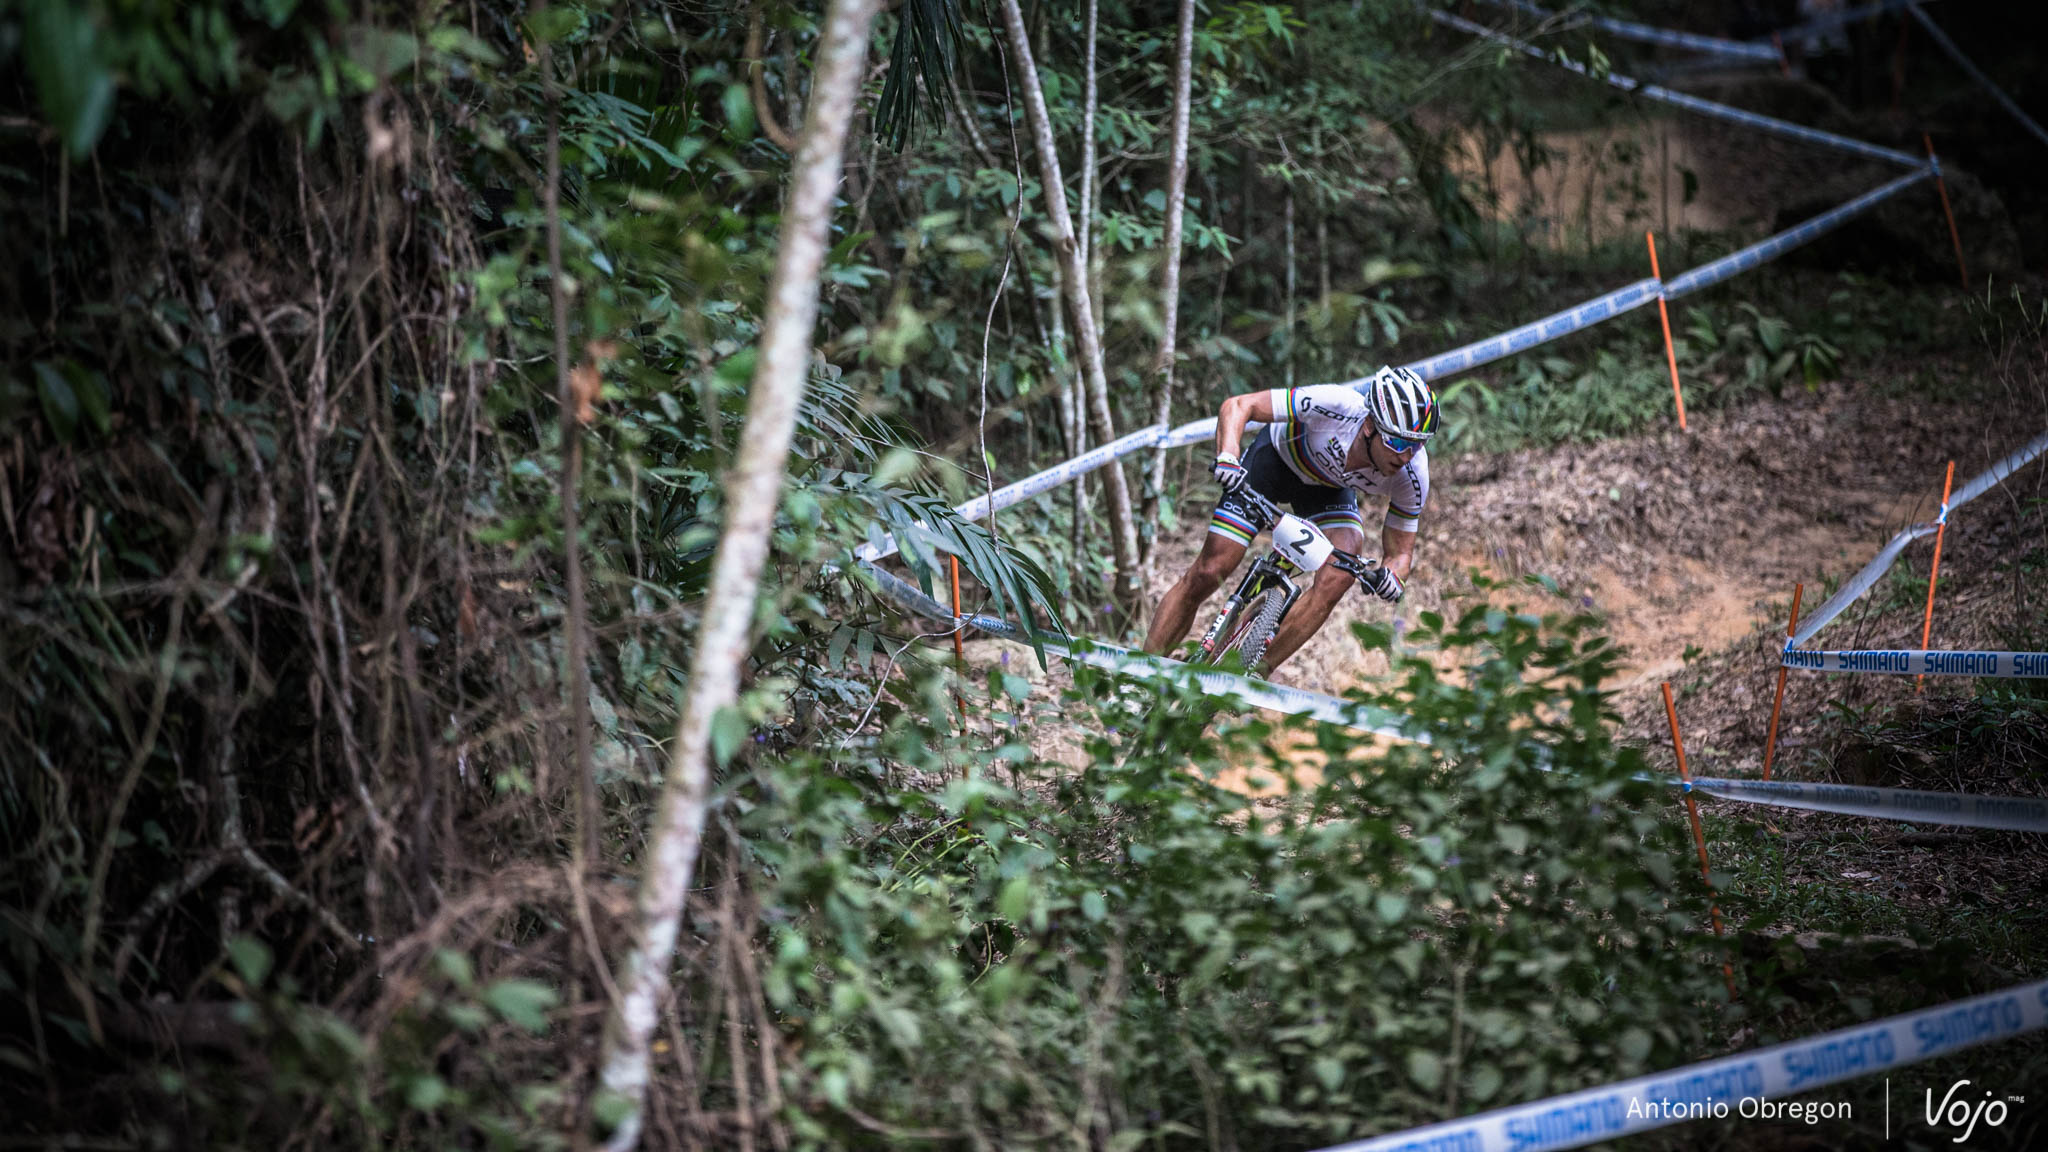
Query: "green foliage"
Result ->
[[1683, 302, 1841, 395], [725, 583, 1723, 1145], [1436, 298, 1843, 453], [875, 0, 964, 151]]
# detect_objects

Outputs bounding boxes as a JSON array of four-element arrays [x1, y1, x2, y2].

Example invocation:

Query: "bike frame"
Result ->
[[1195, 551, 1308, 660], [1193, 485, 1386, 663]]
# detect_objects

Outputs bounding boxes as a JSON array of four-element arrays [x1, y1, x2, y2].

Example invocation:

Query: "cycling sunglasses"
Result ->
[[1370, 409, 1435, 454]]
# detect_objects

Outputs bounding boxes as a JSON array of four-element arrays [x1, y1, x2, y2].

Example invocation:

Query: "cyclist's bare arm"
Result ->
[[1380, 523, 1417, 580], [1215, 391, 1279, 459]]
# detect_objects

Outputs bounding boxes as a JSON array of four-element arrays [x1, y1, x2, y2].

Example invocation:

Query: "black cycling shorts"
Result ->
[[1208, 427, 1364, 547]]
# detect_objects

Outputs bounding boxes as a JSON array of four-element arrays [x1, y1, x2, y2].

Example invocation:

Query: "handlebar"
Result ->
[[1226, 481, 1385, 585], [1231, 483, 1284, 530]]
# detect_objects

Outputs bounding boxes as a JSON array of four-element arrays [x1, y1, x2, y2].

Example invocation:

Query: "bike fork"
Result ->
[[1196, 559, 1301, 658]]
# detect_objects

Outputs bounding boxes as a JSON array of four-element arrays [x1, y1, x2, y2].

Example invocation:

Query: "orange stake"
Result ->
[[1772, 31, 1791, 79], [1925, 135, 1969, 291], [950, 555, 968, 730], [1664, 682, 1737, 998], [1915, 461, 1956, 694], [1761, 582, 1803, 782], [1646, 231, 1688, 432]]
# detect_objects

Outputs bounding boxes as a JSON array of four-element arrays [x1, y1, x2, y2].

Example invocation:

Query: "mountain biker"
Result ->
[[1142, 365, 1437, 673]]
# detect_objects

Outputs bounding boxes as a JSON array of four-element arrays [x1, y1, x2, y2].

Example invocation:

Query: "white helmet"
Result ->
[[1365, 365, 1438, 445]]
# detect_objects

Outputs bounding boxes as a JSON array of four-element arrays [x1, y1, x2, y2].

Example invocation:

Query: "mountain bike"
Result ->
[[1192, 485, 1390, 673]]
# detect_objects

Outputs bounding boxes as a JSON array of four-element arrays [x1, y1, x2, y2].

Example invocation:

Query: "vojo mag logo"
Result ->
[[1923, 1080, 2020, 1143], [1910, 990, 2030, 1143]]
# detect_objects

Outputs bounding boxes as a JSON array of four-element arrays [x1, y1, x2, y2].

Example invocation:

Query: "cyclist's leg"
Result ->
[[1143, 531, 1248, 655], [1261, 498, 1366, 673], [1142, 433, 1280, 655]]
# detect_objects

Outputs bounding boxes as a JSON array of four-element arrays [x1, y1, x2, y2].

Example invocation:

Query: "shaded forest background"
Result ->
[[3, 0, 2045, 1148]]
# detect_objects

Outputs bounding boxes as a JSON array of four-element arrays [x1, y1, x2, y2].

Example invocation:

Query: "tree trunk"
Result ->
[[1283, 182, 1296, 389], [998, 0, 1141, 604], [1077, 0, 1101, 336], [594, 0, 882, 1144], [1139, 0, 1196, 576], [545, 103, 597, 879], [1047, 252, 1091, 554]]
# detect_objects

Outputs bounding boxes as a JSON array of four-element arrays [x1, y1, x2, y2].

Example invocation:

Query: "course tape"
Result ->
[[854, 423, 1169, 565], [1782, 648, 2048, 679], [856, 560, 1425, 742], [1662, 169, 1931, 299], [1689, 776, 2048, 833], [1314, 975, 2048, 1152], [1392, 279, 1665, 384], [1428, 9, 1925, 168], [1333, 165, 1921, 387], [1469, 0, 1780, 61], [1769, 0, 1920, 50], [1161, 417, 1219, 450], [1908, 3, 2048, 152], [1790, 426, 2048, 647]]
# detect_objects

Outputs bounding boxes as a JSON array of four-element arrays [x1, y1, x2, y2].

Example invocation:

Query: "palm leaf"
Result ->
[[866, 487, 1065, 666], [875, 0, 966, 151]]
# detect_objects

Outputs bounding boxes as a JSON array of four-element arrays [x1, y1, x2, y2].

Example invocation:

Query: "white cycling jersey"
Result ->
[[1266, 384, 1429, 533]]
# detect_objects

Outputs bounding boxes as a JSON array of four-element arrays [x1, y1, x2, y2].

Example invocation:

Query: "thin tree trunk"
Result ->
[[1139, 0, 1195, 576], [1048, 253, 1089, 551], [999, 0, 1140, 603], [1317, 213, 1330, 306], [1077, 0, 1101, 335], [747, 5, 800, 152], [595, 0, 882, 1143], [1283, 183, 1296, 389], [1208, 166, 1230, 329], [545, 103, 597, 875]]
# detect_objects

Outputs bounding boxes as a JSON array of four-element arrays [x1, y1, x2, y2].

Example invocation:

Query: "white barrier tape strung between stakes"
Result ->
[[1314, 975, 2048, 1152], [1786, 523, 1937, 648], [856, 561, 1427, 743], [1381, 279, 1665, 385], [1689, 776, 2048, 833], [948, 423, 1168, 527], [1362, 172, 1923, 388], [1662, 169, 1931, 299], [1948, 426, 2048, 510], [1790, 426, 2048, 647], [1768, 0, 1923, 50], [1907, 3, 2048, 152], [1468, 0, 1781, 61], [1782, 648, 2048, 679], [1161, 417, 1219, 450], [1428, 9, 1925, 168], [854, 423, 1168, 565]]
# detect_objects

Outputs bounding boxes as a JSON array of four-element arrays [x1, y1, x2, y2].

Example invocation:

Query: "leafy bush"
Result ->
[[719, 582, 1726, 1147]]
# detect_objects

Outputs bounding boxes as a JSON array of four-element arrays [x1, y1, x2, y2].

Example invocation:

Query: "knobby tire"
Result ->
[[1215, 587, 1287, 673]]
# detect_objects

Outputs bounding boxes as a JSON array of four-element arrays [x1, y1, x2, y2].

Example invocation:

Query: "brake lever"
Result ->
[[1326, 549, 1383, 583]]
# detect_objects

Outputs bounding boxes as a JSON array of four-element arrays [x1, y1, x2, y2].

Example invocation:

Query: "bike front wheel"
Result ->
[[1203, 586, 1288, 673]]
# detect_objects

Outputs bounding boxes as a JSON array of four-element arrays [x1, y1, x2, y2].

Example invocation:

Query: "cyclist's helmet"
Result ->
[[1364, 365, 1439, 445]]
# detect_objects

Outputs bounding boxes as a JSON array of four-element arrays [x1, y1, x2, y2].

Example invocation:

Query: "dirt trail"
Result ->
[[969, 363, 2045, 782]]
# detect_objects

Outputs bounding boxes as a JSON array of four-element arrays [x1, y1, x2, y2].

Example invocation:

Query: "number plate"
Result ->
[[1271, 515, 1334, 572]]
